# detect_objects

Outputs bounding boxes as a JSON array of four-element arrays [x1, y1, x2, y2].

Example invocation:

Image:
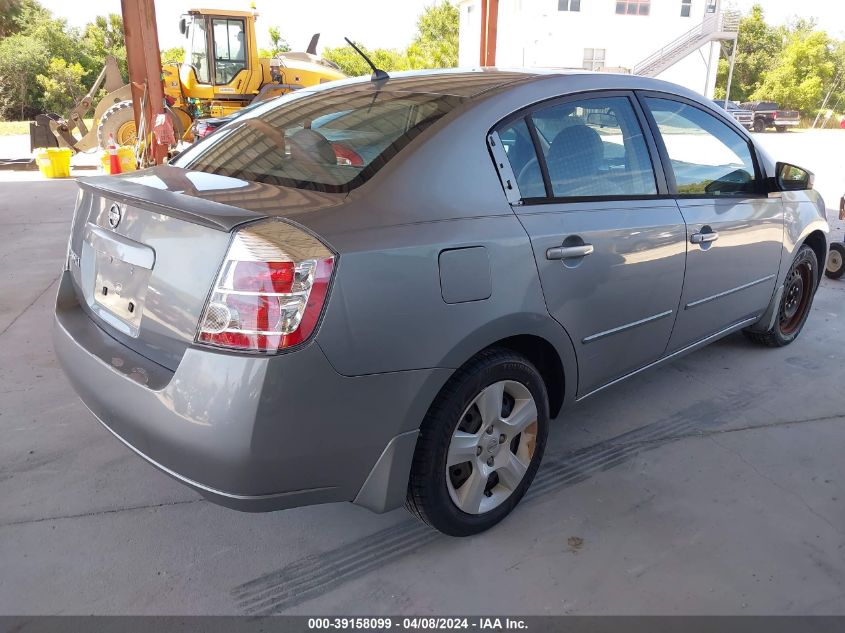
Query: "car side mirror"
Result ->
[[776, 162, 814, 191], [179, 17, 187, 36]]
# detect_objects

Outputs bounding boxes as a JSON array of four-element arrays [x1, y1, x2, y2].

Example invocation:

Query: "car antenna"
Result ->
[[344, 37, 389, 81]]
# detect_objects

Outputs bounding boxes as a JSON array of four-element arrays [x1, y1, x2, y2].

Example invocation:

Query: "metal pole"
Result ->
[[724, 37, 738, 108], [704, 41, 714, 96]]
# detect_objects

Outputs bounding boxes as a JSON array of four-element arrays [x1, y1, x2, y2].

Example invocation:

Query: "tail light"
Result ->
[[195, 120, 212, 138], [772, 111, 778, 119], [332, 143, 364, 167], [196, 221, 335, 353]]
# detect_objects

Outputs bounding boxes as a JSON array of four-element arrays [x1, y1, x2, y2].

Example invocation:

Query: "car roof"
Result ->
[[317, 68, 715, 103]]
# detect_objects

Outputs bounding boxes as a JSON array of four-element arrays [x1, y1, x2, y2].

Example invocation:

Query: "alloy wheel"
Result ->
[[446, 380, 538, 515]]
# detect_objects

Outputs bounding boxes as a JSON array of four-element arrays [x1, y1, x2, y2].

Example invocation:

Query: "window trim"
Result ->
[[491, 89, 670, 206], [634, 90, 768, 199]]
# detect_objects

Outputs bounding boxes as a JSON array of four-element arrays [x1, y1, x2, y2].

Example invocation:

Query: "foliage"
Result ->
[[0, 33, 47, 119], [0, 2, 129, 120], [322, 42, 410, 77], [161, 46, 185, 65], [406, 1, 459, 69], [714, 3, 845, 115], [36, 57, 86, 113], [268, 26, 290, 56], [0, 0, 47, 38], [751, 29, 838, 111], [714, 5, 784, 103], [323, 1, 458, 77], [81, 14, 127, 79]]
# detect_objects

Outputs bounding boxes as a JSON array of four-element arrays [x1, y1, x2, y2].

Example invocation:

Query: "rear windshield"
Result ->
[[172, 89, 463, 193]]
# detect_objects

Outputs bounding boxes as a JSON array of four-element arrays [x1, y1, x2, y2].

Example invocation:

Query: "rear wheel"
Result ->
[[776, 125, 788, 133], [406, 349, 549, 536], [753, 118, 766, 133], [744, 245, 818, 347], [826, 243, 845, 280]]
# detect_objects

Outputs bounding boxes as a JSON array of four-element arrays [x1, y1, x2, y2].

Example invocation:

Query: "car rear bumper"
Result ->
[[773, 119, 800, 127], [54, 271, 448, 512]]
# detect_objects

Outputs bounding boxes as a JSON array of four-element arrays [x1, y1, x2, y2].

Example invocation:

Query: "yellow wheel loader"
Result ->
[[33, 8, 346, 153]]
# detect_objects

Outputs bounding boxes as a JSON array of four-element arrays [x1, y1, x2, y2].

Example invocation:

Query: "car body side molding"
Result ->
[[576, 314, 761, 403]]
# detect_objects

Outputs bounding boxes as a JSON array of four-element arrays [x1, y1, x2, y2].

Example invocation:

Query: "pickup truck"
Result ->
[[740, 101, 801, 133], [712, 99, 754, 130]]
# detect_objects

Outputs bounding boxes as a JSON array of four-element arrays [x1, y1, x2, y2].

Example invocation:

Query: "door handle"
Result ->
[[546, 244, 594, 260], [690, 231, 719, 244]]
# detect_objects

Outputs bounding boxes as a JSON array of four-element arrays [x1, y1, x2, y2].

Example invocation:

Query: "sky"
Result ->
[[37, 0, 434, 52], [36, 0, 845, 52]]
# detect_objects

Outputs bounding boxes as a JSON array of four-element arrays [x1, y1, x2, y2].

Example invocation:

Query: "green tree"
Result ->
[[0, 0, 48, 37], [714, 4, 784, 102], [322, 43, 410, 76], [267, 26, 291, 56], [81, 13, 127, 81], [0, 34, 48, 119], [36, 57, 86, 113], [406, 1, 459, 69], [160, 46, 185, 65], [751, 29, 837, 111]]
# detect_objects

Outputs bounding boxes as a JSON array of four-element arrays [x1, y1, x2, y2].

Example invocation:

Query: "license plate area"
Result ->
[[81, 223, 155, 337], [92, 251, 151, 334]]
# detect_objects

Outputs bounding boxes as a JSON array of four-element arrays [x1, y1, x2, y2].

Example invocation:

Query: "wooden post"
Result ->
[[121, 0, 166, 164], [479, 0, 499, 66]]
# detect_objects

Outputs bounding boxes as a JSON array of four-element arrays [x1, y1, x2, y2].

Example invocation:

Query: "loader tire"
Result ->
[[97, 100, 136, 149]]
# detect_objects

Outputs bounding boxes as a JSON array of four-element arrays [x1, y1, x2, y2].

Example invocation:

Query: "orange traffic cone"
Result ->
[[107, 133, 122, 175]]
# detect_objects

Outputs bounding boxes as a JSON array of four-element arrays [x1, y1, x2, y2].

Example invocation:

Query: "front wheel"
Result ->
[[826, 243, 845, 280], [97, 100, 136, 149], [406, 349, 549, 536], [744, 244, 818, 347]]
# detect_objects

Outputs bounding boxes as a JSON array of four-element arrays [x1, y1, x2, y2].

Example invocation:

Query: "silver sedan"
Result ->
[[54, 70, 828, 536]]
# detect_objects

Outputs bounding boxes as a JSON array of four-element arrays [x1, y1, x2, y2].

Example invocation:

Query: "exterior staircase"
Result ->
[[633, 10, 740, 77]]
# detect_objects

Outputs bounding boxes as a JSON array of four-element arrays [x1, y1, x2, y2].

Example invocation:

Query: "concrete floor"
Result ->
[[0, 131, 843, 615]]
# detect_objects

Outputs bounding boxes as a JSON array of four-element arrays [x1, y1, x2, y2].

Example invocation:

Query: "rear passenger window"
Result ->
[[498, 119, 546, 198], [530, 96, 657, 198], [645, 97, 758, 196]]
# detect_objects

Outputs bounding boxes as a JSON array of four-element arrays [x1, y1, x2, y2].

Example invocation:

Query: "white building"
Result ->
[[458, 0, 739, 98]]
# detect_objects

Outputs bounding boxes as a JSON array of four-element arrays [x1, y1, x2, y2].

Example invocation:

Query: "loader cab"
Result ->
[[179, 9, 260, 101]]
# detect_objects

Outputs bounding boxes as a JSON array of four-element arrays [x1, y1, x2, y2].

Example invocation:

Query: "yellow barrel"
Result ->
[[100, 146, 138, 175], [34, 147, 72, 178]]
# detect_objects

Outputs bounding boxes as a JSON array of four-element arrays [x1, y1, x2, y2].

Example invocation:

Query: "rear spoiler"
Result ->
[[77, 170, 265, 232]]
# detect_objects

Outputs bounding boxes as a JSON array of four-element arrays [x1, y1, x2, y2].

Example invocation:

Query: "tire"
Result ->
[[744, 244, 818, 347], [405, 348, 549, 536], [753, 118, 766, 133], [826, 242, 845, 280], [776, 125, 787, 133], [97, 100, 136, 149]]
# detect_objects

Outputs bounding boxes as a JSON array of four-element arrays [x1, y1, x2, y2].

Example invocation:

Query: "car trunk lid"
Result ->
[[67, 167, 345, 371]]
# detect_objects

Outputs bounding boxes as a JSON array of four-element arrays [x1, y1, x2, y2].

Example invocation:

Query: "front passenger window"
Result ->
[[645, 98, 758, 195]]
